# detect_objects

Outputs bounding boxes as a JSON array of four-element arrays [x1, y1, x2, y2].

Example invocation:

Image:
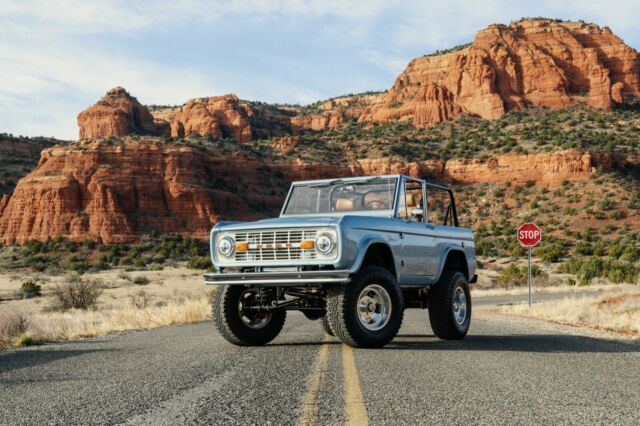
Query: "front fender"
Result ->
[[347, 237, 396, 274]]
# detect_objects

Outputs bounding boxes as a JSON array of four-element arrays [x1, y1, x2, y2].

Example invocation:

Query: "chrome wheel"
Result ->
[[357, 284, 392, 331], [453, 286, 467, 325], [238, 289, 271, 329]]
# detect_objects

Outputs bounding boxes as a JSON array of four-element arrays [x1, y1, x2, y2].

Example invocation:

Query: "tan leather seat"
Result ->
[[405, 192, 423, 219], [335, 198, 355, 212]]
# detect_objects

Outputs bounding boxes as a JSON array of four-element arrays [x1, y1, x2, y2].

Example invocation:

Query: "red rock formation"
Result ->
[[0, 139, 283, 244], [0, 194, 8, 216], [278, 150, 594, 187], [169, 95, 253, 142], [77, 87, 157, 139], [0, 139, 603, 245], [77, 20, 640, 141], [361, 19, 640, 127]]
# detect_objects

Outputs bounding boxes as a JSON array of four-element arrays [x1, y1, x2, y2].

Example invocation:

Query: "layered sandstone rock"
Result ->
[[77, 87, 157, 139], [0, 139, 601, 244], [361, 19, 640, 127], [0, 139, 284, 244], [169, 95, 253, 142], [278, 150, 594, 187]]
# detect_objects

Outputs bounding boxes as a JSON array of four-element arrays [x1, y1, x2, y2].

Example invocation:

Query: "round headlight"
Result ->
[[315, 233, 335, 255], [217, 236, 235, 257]]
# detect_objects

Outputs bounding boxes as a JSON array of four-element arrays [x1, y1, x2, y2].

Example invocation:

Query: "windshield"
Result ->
[[283, 177, 398, 215]]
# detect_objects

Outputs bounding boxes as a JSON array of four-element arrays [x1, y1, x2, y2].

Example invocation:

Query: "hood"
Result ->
[[215, 216, 342, 232]]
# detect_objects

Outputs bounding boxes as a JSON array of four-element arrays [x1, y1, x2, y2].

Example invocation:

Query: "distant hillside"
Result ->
[[0, 133, 67, 197]]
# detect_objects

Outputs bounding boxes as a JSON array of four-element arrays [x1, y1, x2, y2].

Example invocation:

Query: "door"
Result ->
[[399, 178, 439, 283]]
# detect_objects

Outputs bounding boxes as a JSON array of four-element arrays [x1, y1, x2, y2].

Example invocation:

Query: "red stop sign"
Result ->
[[517, 223, 542, 247]]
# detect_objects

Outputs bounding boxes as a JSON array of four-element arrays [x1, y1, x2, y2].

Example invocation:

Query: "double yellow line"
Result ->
[[298, 339, 369, 426]]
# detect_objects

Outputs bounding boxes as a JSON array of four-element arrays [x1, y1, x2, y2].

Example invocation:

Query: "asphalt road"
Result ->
[[1, 296, 639, 425]]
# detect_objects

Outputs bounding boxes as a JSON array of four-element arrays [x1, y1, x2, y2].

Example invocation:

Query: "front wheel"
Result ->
[[428, 271, 471, 340], [326, 266, 404, 348], [212, 286, 286, 346]]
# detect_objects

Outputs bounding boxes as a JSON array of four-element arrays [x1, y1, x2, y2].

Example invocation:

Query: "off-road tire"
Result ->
[[321, 315, 334, 336], [428, 271, 471, 340], [326, 265, 404, 348], [212, 285, 286, 346]]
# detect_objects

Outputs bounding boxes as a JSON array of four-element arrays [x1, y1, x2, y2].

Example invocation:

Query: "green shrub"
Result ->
[[20, 280, 42, 299], [535, 242, 567, 263], [132, 276, 150, 285], [15, 334, 34, 346], [558, 257, 638, 285], [187, 256, 212, 270], [574, 242, 593, 256], [52, 276, 103, 310], [496, 264, 546, 288]]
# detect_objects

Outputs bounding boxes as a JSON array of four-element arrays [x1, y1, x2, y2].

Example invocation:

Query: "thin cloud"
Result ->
[[1, 0, 639, 139]]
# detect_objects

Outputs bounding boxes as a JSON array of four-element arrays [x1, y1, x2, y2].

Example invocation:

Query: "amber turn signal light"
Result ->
[[300, 240, 315, 250], [235, 242, 249, 252]]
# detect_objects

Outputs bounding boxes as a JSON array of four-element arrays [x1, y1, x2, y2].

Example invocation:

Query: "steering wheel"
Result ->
[[364, 200, 389, 209]]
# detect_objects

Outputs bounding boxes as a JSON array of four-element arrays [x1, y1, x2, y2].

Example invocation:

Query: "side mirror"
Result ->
[[410, 208, 424, 220]]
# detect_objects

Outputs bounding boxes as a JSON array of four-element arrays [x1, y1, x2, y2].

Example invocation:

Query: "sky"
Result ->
[[1, 0, 640, 140]]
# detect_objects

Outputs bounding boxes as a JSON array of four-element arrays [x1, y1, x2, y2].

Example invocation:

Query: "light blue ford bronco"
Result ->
[[206, 175, 476, 348]]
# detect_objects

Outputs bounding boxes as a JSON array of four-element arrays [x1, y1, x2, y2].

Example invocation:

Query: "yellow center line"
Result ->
[[297, 336, 331, 426], [342, 344, 369, 426]]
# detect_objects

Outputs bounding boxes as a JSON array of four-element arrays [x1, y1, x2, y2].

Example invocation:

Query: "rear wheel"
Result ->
[[428, 271, 471, 340], [326, 265, 404, 348], [212, 286, 286, 346]]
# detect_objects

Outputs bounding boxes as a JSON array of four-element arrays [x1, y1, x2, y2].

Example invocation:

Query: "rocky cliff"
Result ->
[[361, 19, 640, 127], [0, 137, 601, 244], [0, 139, 287, 244]]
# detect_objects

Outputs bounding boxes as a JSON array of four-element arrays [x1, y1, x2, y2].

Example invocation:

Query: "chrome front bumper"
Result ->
[[204, 270, 351, 286]]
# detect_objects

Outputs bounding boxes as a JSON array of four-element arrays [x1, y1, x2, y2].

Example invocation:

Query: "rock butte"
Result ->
[[1, 18, 639, 243], [77, 20, 640, 141], [0, 139, 616, 244]]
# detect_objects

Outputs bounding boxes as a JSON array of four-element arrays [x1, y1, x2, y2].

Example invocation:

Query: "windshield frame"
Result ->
[[280, 175, 401, 217]]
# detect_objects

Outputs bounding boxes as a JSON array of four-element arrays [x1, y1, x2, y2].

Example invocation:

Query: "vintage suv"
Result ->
[[205, 175, 476, 348]]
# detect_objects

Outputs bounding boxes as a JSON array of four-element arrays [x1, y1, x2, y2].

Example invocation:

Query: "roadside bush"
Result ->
[[19, 280, 42, 299], [496, 264, 547, 288], [535, 242, 567, 263], [132, 275, 150, 286], [186, 256, 212, 270], [0, 311, 29, 346], [51, 276, 103, 310], [558, 257, 638, 285]]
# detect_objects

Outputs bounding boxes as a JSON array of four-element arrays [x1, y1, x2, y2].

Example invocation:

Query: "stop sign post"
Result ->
[[517, 223, 542, 307]]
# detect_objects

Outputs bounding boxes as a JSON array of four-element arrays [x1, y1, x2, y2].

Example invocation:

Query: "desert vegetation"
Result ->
[[501, 291, 640, 336], [0, 234, 211, 274], [0, 269, 211, 350], [0, 294, 210, 350]]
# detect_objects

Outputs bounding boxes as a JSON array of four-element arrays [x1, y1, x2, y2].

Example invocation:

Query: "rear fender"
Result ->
[[434, 246, 470, 282]]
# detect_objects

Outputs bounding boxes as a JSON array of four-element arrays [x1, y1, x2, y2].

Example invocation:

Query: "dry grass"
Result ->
[[0, 310, 29, 347], [0, 294, 211, 349], [472, 282, 638, 297], [501, 290, 640, 336]]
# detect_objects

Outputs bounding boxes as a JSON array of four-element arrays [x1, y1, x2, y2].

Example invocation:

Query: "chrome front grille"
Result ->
[[234, 229, 318, 262]]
